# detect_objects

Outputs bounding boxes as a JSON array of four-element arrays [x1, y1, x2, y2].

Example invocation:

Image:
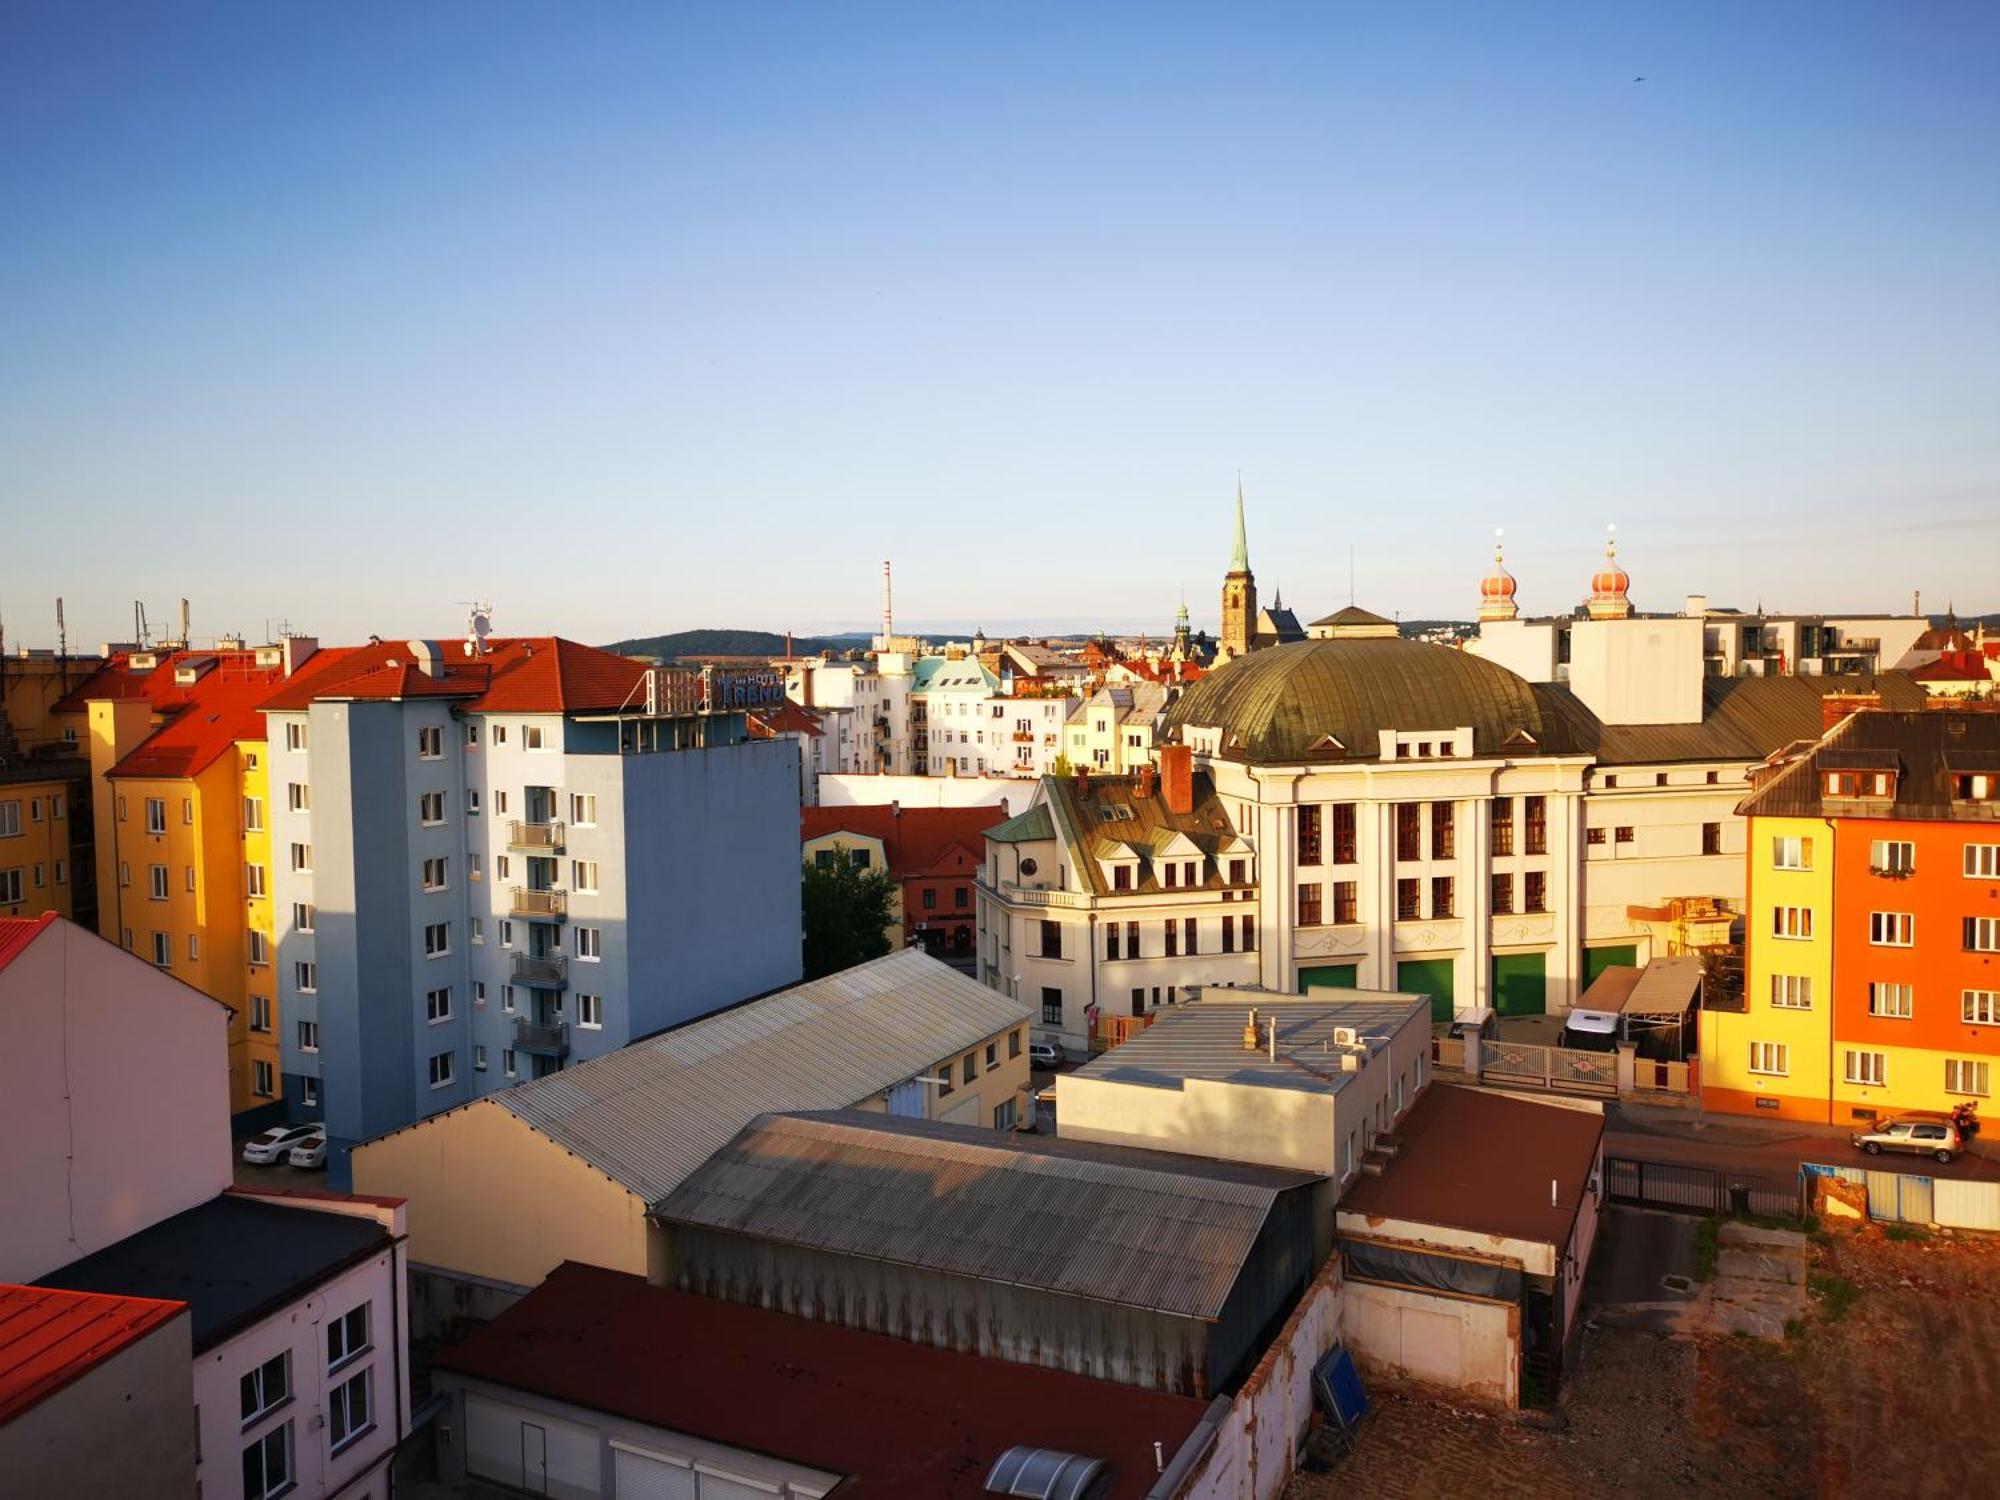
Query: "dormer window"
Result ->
[[1957, 773, 1997, 802]]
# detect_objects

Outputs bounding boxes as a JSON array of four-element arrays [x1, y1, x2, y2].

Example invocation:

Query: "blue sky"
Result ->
[[3, 2, 1996, 648]]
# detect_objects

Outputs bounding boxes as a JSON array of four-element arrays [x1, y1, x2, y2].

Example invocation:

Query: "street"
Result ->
[[1605, 1100, 2000, 1183]]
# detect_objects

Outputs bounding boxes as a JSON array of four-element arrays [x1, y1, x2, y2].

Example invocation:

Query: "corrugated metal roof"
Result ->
[[656, 1110, 1319, 1320], [1587, 673, 1927, 766], [488, 950, 1033, 1204], [1625, 956, 1702, 1016]]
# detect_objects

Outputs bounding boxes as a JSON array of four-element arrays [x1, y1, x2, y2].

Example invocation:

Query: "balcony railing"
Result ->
[[512, 1017, 570, 1056], [510, 887, 568, 919], [512, 952, 569, 987], [509, 819, 565, 852]]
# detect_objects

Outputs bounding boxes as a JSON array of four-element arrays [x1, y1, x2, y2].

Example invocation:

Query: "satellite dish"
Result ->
[[465, 602, 494, 657]]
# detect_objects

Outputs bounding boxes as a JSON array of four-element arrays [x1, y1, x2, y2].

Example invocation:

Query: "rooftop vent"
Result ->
[[985, 1447, 1111, 1500]]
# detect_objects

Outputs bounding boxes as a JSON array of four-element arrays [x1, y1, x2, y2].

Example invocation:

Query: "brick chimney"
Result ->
[[1821, 692, 1881, 735], [1159, 744, 1194, 815], [1134, 764, 1156, 799]]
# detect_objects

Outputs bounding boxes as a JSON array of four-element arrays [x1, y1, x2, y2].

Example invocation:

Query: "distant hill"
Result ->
[[606, 628, 851, 661]]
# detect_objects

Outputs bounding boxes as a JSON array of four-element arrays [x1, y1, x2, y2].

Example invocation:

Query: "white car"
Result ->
[[1028, 1039, 1063, 1069], [241, 1123, 323, 1165], [287, 1132, 330, 1170]]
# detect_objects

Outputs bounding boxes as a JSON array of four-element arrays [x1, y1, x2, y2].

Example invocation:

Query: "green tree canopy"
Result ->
[[801, 856, 896, 979]]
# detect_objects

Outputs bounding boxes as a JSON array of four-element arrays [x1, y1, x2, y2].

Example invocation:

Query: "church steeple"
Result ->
[[1220, 478, 1257, 661], [1229, 477, 1250, 574]]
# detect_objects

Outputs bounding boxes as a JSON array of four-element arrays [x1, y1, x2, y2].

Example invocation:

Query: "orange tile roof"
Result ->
[[0, 1284, 186, 1424], [259, 637, 652, 715], [104, 647, 371, 780], [801, 804, 1010, 880], [0, 911, 58, 974], [749, 701, 824, 738]]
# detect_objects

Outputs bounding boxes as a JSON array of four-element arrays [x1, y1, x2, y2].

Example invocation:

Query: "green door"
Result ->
[[1397, 958, 1456, 1023], [1583, 944, 1639, 988], [1491, 952, 1548, 1017], [1298, 963, 1359, 992]]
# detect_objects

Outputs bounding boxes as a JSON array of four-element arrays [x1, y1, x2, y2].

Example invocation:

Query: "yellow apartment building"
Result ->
[[0, 769, 87, 922]]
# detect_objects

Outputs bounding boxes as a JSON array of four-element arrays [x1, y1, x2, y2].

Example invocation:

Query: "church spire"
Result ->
[[1229, 476, 1250, 574]]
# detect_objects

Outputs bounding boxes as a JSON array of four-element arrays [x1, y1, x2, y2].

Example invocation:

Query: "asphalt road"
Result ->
[[1605, 1100, 2000, 1183]]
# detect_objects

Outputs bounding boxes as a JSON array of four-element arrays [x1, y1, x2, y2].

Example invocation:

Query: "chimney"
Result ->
[[281, 635, 319, 677], [1821, 691, 1880, 735], [1134, 764, 1156, 799], [1242, 1009, 1259, 1051], [1159, 744, 1194, 815], [1683, 593, 1708, 617]]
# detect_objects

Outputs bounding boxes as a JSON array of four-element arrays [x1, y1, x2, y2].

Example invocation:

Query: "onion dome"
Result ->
[[1478, 528, 1519, 622], [1586, 525, 1632, 620]]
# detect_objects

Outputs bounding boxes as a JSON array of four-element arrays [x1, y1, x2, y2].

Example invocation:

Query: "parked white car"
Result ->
[[287, 1131, 330, 1169], [241, 1122, 323, 1165]]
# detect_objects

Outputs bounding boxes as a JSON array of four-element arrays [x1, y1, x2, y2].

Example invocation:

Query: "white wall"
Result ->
[[1463, 619, 1561, 683], [1339, 1281, 1518, 1407], [1566, 616, 1705, 726], [821, 773, 1038, 815], [0, 920, 232, 1282]]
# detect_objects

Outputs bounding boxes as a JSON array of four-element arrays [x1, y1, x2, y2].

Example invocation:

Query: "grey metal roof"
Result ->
[[1585, 673, 1926, 766], [655, 1110, 1320, 1320], [985, 803, 1055, 843], [479, 950, 1031, 1204], [1071, 990, 1429, 1097], [1741, 707, 2000, 823]]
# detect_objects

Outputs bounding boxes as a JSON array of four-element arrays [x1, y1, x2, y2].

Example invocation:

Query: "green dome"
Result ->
[[1162, 637, 1584, 763]]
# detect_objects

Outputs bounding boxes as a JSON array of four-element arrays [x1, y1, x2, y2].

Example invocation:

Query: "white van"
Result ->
[[1560, 1009, 1621, 1053]]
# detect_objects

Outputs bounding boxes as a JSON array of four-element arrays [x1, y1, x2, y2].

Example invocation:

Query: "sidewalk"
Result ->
[[1605, 1099, 2000, 1182]]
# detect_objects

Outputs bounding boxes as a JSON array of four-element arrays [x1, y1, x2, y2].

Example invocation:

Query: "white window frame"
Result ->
[[239, 1350, 290, 1426], [417, 725, 443, 760], [1967, 844, 2000, 880], [1748, 1041, 1789, 1077], [1867, 981, 1914, 1019], [286, 721, 309, 752], [576, 993, 603, 1029], [327, 1304, 370, 1371], [1869, 839, 1914, 875], [299, 1019, 319, 1053], [242, 1422, 291, 1500], [576, 926, 602, 961], [1844, 1049, 1887, 1087], [1769, 973, 1812, 1010], [1947, 1058, 1991, 1098], [1770, 835, 1811, 871], [145, 798, 166, 835], [425, 986, 452, 1023], [1869, 911, 1914, 947], [295, 961, 317, 993], [1965, 989, 2000, 1026], [428, 1051, 455, 1089], [328, 1366, 371, 1453], [1772, 905, 1814, 940]]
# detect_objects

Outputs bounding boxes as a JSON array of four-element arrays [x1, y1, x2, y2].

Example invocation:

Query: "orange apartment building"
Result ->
[[1703, 708, 2000, 1122]]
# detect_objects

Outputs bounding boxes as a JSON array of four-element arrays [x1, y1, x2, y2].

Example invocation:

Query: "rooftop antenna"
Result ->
[[461, 601, 494, 657], [56, 598, 67, 678], [179, 598, 190, 648]]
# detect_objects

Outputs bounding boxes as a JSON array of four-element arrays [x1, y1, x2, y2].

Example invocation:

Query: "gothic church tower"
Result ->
[[1219, 480, 1257, 662]]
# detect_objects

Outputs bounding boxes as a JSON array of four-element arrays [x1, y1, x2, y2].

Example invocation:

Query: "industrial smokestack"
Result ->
[[882, 559, 893, 645]]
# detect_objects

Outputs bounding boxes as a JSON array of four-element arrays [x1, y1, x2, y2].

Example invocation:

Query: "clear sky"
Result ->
[[3, 2, 1996, 649]]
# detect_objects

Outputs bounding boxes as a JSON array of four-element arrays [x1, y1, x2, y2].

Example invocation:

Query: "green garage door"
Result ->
[[1584, 944, 1639, 988], [1491, 952, 1548, 1016], [1298, 963, 1359, 992], [1397, 958, 1456, 1023]]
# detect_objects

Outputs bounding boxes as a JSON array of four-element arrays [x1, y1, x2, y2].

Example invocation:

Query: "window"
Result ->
[[466, 721, 480, 746], [1396, 878, 1421, 921], [1221, 916, 1235, 953], [422, 856, 448, 891], [295, 961, 317, 992], [186, 863, 197, 892], [428, 1051, 455, 1089], [1586, 827, 1606, 847], [936, 1062, 954, 1096], [417, 725, 443, 758], [418, 791, 445, 825], [425, 987, 452, 1023], [1431, 802, 1454, 860], [423, 921, 450, 956], [249, 1058, 274, 1097], [1844, 1050, 1886, 1087], [1867, 982, 1914, 1019], [1297, 805, 1322, 865], [1491, 873, 1514, 915], [1967, 845, 2000, 879], [1124, 920, 1140, 959], [149, 864, 168, 900], [577, 993, 603, 1028], [1870, 840, 1915, 875], [1037, 920, 1061, 959], [250, 995, 271, 1032], [327, 1303, 370, 1368], [54, 860, 65, 885], [240, 1351, 290, 1424], [1869, 911, 1913, 947], [1490, 798, 1515, 857], [1395, 803, 1421, 862], [1524, 870, 1547, 913], [292, 902, 314, 934], [1748, 1042, 1789, 1076], [298, 1020, 319, 1052], [329, 1368, 371, 1452], [1430, 876, 1454, 919], [150, 931, 171, 967], [1769, 974, 1813, 1010], [1331, 803, 1356, 863], [571, 860, 599, 893], [242, 796, 264, 832], [1183, 916, 1198, 955], [1772, 906, 1814, 940], [1614, 825, 1635, 846], [145, 797, 166, 834], [290, 842, 313, 873], [301, 1077, 318, 1107], [1164, 919, 1179, 957], [523, 724, 547, 750], [1967, 917, 2000, 953], [496, 854, 511, 879], [1041, 987, 1063, 1025], [1332, 880, 1358, 924], [962, 1051, 978, 1084], [1948, 1059, 1992, 1098], [1702, 823, 1723, 856], [503, 1048, 517, 1077], [249, 930, 270, 965], [1241, 913, 1256, 952], [241, 1423, 291, 1500], [1524, 795, 1547, 854], [286, 721, 309, 751], [1771, 836, 1812, 870], [246, 863, 267, 898], [1966, 990, 2000, 1026], [1164, 861, 1178, 890], [569, 792, 597, 825], [1113, 864, 1132, 891], [493, 725, 507, 745], [576, 925, 602, 960], [466, 788, 481, 815], [499, 920, 513, 948], [118, 861, 130, 888], [1105, 924, 1121, 960]]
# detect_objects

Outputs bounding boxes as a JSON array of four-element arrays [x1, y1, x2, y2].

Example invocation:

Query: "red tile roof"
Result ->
[[433, 1262, 1209, 1499], [801, 803, 1010, 880], [0, 1283, 186, 1424], [0, 912, 58, 974], [51, 649, 216, 716], [258, 637, 652, 715], [748, 700, 824, 738]]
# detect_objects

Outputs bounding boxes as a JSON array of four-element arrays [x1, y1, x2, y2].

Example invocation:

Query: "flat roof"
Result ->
[[1340, 1084, 1605, 1248], [1575, 965, 1644, 1014], [34, 1195, 389, 1354], [1625, 956, 1703, 1016], [434, 1261, 1212, 1500], [0, 1284, 186, 1424], [1069, 989, 1430, 1098]]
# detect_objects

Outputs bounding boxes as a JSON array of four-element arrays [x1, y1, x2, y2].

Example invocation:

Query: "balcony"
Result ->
[[509, 819, 565, 852], [512, 1017, 570, 1057], [512, 952, 569, 987], [510, 886, 567, 919]]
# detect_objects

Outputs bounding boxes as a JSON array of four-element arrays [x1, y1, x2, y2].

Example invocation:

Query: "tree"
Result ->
[[801, 857, 896, 979]]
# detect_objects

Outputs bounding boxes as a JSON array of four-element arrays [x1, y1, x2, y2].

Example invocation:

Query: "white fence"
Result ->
[[1805, 1163, 2000, 1233]]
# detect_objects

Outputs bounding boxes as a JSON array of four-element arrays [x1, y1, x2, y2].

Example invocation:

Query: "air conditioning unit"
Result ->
[[1332, 1026, 1359, 1047]]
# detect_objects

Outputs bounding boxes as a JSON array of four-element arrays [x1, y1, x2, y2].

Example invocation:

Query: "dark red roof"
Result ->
[[0, 1283, 186, 1423], [1340, 1084, 1605, 1247], [749, 700, 824, 738], [801, 803, 1010, 880], [433, 1262, 1208, 1499], [0, 912, 57, 973], [259, 637, 651, 714]]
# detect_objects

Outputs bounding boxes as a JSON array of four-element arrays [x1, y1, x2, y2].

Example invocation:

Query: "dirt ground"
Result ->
[[1287, 1221, 2000, 1500]]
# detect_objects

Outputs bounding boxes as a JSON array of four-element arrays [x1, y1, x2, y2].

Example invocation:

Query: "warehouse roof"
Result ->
[[1069, 990, 1430, 1098], [434, 1262, 1210, 1500], [396, 950, 1032, 1205], [655, 1110, 1320, 1321], [0, 1284, 187, 1424]]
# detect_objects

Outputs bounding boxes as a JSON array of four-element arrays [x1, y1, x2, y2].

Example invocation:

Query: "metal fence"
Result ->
[[1606, 1156, 1803, 1219], [1803, 1163, 2000, 1233], [1480, 1039, 1618, 1097]]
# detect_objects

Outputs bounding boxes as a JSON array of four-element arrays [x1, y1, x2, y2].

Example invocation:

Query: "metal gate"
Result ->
[[1606, 1156, 1801, 1219]]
